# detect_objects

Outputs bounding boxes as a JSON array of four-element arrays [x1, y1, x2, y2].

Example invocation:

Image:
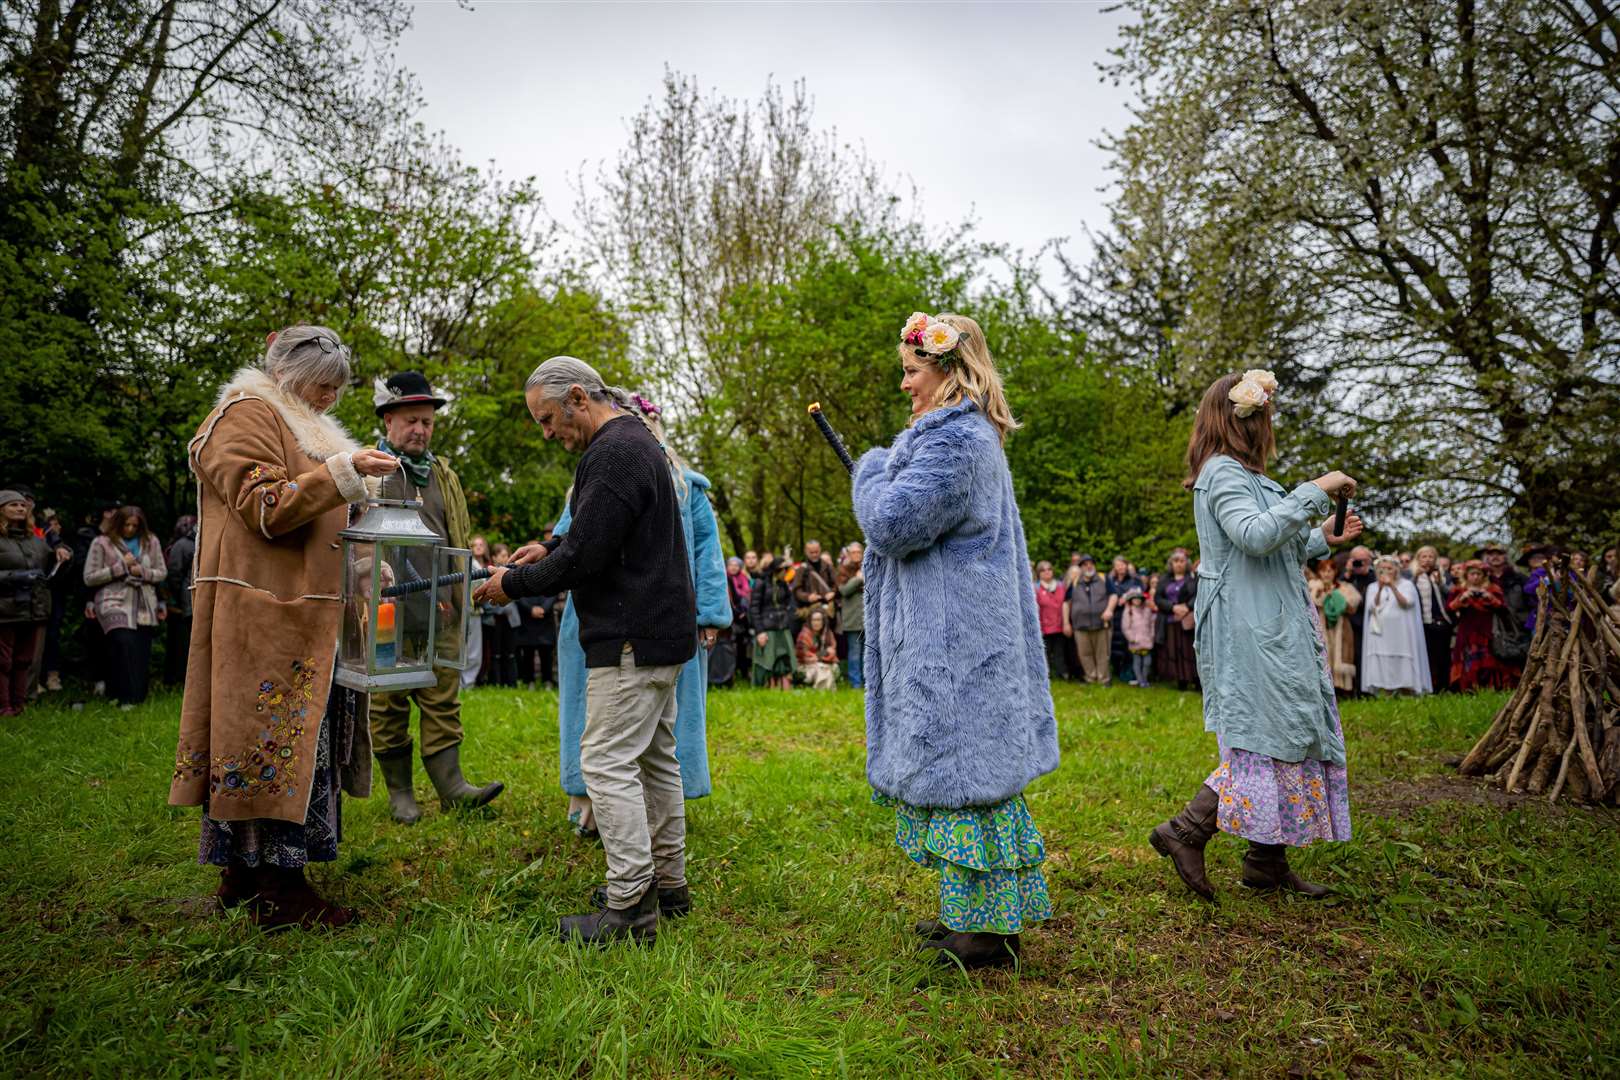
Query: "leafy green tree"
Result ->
[[1086, 0, 1620, 545]]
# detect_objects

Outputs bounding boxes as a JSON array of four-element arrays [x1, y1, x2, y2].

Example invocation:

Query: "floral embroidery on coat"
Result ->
[[172, 657, 318, 800]]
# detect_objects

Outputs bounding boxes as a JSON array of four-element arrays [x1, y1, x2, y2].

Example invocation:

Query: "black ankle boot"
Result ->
[[1240, 842, 1330, 898], [590, 882, 692, 918], [914, 919, 950, 940], [560, 881, 659, 945], [1149, 783, 1220, 900], [922, 931, 1021, 969]]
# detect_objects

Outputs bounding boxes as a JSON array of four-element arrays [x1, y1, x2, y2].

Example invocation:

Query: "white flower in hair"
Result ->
[[921, 321, 960, 355], [1241, 369, 1278, 394], [1228, 377, 1270, 417]]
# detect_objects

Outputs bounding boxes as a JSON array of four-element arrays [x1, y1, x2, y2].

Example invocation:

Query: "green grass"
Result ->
[[1, 683, 1616, 1078]]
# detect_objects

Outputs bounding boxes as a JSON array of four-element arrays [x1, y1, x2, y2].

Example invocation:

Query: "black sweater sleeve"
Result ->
[[502, 453, 641, 599]]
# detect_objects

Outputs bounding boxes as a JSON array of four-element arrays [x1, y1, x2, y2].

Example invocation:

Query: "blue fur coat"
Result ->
[[853, 400, 1059, 809]]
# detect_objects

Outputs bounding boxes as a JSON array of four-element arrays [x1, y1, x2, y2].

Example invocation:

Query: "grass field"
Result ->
[[1, 681, 1616, 1078]]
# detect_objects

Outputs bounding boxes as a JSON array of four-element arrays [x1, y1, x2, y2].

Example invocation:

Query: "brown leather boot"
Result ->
[[215, 861, 257, 910], [1149, 783, 1220, 900], [1240, 842, 1330, 898], [251, 866, 357, 930], [921, 932, 1021, 969]]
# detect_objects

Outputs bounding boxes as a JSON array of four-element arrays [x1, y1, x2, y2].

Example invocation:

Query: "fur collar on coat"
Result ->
[[211, 366, 365, 462], [853, 401, 1059, 809]]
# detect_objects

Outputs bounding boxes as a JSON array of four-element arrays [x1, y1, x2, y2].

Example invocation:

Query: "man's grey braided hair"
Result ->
[[526, 356, 688, 496]]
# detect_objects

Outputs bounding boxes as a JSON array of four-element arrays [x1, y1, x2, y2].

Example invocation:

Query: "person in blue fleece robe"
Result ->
[[854, 311, 1059, 970], [555, 403, 730, 836]]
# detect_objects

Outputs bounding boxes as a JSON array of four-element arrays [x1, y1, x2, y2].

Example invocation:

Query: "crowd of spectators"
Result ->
[[7, 479, 1617, 709]]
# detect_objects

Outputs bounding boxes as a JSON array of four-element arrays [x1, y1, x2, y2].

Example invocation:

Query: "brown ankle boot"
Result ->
[[251, 866, 357, 930], [1149, 784, 1220, 900], [215, 861, 257, 910], [1240, 842, 1330, 899]]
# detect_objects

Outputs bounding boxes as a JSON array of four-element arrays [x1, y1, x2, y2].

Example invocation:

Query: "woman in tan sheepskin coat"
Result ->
[[169, 326, 399, 928]]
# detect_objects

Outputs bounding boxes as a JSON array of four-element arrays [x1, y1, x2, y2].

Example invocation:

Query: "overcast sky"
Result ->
[[395, 1, 1138, 269]]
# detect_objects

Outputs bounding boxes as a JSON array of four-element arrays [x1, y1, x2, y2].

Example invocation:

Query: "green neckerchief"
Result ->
[[1323, 588, 1347, 627], [379, 437, 435, 489]]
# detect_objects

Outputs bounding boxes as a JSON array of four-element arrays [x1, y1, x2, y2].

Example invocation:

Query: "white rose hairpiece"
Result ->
[[1228, 368, 1278, 418], [901, 311, 967, 370]]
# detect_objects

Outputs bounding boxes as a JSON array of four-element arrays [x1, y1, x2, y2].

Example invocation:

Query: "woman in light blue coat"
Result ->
[[855, 312, 1058, 970], [1150, 371, 1363, 901], [557, 409, 730, 836]]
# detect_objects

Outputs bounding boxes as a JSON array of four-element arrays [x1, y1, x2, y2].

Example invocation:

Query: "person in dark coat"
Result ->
[[164, 516, 198, 687], [513, 589, 559, 690], [0, 491, 67, 716]]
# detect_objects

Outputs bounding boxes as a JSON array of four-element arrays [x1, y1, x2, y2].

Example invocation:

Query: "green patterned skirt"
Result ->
[[875, 792, 1052, 935]]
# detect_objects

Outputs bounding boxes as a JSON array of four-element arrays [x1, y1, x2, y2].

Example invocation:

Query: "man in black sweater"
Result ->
[[475, 356, 695, 945]]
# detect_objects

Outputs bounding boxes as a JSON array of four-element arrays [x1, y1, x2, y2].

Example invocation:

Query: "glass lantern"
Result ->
[[335, 499, 472, 692]]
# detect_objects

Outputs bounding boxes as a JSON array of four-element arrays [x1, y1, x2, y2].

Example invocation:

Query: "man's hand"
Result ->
[[702, 627, 719, 649], [531, 606, 545, 619], [511, 543, 548, 566], [54, 546, 71, 564], [473, 566, 511, 606], [1322, 511, 1364, 547]]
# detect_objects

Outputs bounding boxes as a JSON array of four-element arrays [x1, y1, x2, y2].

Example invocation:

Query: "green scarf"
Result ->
[[1323, 588, 1347, 627], [379, 437, 434, 489]]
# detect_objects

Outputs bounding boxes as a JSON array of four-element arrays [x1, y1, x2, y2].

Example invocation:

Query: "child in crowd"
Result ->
[[1121, 587, 1157, 687]]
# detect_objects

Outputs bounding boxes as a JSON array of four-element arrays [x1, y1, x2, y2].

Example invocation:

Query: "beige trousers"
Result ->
[[1076, 628, 1112, 684], [583, 644, 685, 908]]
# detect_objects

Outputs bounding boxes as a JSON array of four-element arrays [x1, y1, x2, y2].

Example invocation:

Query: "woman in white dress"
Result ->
[[1362, 554, 1432, 694]]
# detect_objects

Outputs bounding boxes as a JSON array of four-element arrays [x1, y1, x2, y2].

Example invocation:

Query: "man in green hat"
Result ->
[[369, 371, 504, 823]]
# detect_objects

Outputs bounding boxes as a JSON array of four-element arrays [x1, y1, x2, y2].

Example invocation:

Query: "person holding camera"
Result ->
[[1446, 561, 1510, 692], [1150, 370, 1363, 902], [0, 491, 67, 717]]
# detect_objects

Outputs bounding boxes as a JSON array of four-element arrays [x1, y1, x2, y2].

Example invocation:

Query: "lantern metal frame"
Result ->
[[334, 498, 445, 693]]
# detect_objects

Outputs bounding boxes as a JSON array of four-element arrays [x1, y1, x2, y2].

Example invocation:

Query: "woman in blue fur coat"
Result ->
[[555, 405, 732, 836], [854, 312, 1059, 969]]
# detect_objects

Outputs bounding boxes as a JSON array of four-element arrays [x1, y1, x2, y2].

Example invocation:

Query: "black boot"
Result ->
[[375, 745, 422, 825], [1149, 783, 1220, 900], [921, 931, 1021, 969], [1241, 842, 1331, 898], [560, 881, 659, 945], [591, 882, 692, 918], [422, 743, 504, 811], [914, 919, 950, 940]]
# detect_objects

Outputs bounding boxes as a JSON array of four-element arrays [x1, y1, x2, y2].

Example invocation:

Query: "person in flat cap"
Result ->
[[368, 371, 504, 824]]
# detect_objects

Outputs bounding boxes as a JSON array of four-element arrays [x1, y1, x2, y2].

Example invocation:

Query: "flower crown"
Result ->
[[901, 312, 968, 370], [1228, 369, 1278, 418]]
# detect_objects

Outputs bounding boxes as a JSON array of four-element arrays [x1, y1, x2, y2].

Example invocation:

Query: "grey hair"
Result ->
[[265, 324, 351, 406], [525, 355, 688, 497]]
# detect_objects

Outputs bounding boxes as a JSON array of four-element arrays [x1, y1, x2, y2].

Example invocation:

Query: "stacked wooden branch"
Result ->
[[1458, 557, 1620, 805]]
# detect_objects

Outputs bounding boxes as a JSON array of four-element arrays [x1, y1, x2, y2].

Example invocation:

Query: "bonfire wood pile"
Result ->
[[1459, 558, 1620, 805]]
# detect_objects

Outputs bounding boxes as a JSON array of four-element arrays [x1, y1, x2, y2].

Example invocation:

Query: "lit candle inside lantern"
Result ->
[[376, 601, 397, 666]]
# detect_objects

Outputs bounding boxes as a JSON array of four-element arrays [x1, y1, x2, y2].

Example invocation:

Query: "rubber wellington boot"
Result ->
[[560, 881, 659, 945], [1149, 783, 1220, 900], [422, 743, 504, 811], [1241, 842, 1331, 898], [374, 745, 422, 825], [922, 931, 1021, 969]]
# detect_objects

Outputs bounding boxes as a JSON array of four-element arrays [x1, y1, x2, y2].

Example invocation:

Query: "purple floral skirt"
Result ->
[[1204, 605, 1353, 847]]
